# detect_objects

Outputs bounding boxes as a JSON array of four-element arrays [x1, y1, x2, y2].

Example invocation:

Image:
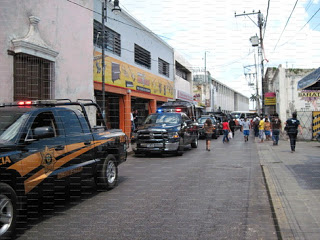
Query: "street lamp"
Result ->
[[101, 0, 121, 119]]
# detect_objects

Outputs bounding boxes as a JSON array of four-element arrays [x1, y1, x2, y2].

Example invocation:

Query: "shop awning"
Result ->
[[297, 68, 320, 90]]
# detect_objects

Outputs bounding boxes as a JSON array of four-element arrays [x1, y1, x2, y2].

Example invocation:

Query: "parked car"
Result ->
[[0, 99, 128, 239], [131, 111, 199, 156], [197, 116, 219, 139]]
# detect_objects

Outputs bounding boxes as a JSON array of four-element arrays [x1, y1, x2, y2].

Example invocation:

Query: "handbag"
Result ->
[[228, 132, 233, 139]]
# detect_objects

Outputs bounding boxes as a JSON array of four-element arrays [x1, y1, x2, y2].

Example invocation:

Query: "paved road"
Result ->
[[16, 131, 277, 240]]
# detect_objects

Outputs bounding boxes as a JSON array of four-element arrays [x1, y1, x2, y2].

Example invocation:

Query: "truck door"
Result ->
[[21, 110, 67, 195], [56, 108, 95, 181], [181, 114, 192, 144]]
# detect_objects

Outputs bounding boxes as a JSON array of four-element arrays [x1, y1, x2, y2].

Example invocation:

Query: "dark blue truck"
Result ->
[[0, 99, 128, 239]]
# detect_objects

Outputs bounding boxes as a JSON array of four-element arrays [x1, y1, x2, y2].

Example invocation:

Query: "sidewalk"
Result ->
[[257, 138, 320, 240]]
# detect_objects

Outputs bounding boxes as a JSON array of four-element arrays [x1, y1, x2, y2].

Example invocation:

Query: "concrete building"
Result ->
[[174, 51, 193, 103], [0, 0, 94, 102], [93, 0, 174, 136], [193, 71, 249, 113], [265, 65, 320, 140]]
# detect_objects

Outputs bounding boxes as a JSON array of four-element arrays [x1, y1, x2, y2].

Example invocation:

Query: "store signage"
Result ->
[[298, 91, 320, 98], [93, 52, 174, 98], [264, 92, 276, 106], [177, 90, 193, 102]]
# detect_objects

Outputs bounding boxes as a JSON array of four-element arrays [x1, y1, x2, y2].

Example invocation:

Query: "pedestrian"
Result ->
[[285, 112, 302, 153], [264, 118, 271, 141], [133, 109, 139, 127], [241, 117, 251, 142], [258, 117, 265, 143], [252, 116, 260, 138], [222, 118, 231, 143], [271, 113, 282, 145], [131, 110, 135, 131], [204, 118, 214, 151], [229, 118, 236, 137]]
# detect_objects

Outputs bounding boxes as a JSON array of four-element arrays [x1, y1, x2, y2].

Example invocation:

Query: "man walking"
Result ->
[[285, 112, 302, 153], [271, 113, 281, 145], [241, 117, 251, 142]]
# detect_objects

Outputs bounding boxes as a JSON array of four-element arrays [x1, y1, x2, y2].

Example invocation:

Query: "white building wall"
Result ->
[[0, 0, 94, 102], [93, 0, 174, 83]]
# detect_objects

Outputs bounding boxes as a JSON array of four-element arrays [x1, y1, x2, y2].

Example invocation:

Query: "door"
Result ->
[[21, 110, 67, 195]]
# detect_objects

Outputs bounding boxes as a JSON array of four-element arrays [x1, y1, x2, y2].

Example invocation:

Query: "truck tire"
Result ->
[[191, 137, 198, 148], [96, 154, 118, 190], [0, 183, 17, 240]]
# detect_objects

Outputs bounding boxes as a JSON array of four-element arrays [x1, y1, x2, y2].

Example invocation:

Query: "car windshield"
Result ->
[[197, 118, 215, 124], [144, 113, 180, 124], [230, 113, 240, 119], [0, 111, 28, 143]]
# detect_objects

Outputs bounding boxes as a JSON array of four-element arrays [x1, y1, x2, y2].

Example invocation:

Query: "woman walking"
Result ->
[[222, 118, 231, 143], [204, 118, 214, 151], [285, 112, 302, 153]]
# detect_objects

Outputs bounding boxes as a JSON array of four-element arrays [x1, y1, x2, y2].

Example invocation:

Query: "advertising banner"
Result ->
[[93, 52, 174, 99]]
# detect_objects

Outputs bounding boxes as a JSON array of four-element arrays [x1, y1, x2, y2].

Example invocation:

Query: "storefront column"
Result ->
[[149, 99, 157, 114], [120, 94, 132, 138]]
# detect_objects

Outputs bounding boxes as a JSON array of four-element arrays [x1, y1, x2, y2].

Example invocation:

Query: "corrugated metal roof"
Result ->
[[297, 67, 320, 90]]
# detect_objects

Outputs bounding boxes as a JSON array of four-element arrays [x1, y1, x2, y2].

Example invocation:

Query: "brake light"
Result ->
[[176, 108, 181, 112]]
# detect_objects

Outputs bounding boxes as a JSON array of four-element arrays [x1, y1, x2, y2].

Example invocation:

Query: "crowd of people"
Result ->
[[203, 112, 303, 153]]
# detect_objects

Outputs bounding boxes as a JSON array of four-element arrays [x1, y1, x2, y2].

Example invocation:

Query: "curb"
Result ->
[[261, 165, 295, 240]]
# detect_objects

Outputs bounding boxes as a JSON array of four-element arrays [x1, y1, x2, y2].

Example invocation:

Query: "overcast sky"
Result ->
[[119, 0, 320, 98]]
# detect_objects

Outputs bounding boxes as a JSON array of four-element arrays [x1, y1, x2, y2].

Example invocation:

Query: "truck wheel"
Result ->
[[0, 183, 17, 240], [96, 155, 118, 190], [191, 137, 198, 148]]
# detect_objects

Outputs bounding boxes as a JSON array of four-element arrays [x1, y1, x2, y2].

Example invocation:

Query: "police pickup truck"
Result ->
[[0, 99, 127, 239], [131, 111, 199, 156]]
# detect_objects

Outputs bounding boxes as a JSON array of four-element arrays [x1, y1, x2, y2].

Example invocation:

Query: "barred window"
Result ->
[[158, 58, 169, 77], [175, 62, 188, 80], [94, 20, 121, 56], [134, 44, 151, 69], [14, 53, 54, 100]]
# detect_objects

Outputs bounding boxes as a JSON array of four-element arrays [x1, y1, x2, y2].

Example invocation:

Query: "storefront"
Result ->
[[94, 52, 173, 137]]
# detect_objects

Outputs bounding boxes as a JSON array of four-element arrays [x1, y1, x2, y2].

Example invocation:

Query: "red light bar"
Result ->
[[18, 101, 32, 106], [176, 108, 182, 112]]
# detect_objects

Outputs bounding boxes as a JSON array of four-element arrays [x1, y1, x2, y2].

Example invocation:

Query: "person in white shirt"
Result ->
[[241, 117, 251, 142]]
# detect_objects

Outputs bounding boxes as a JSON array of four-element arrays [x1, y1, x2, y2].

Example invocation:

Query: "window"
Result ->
[[27, 112, 58, 140], [59, 110, 83, 136], [158, 58, 169, 77], [175, 62, 188, 80], [93, 20, 121, 56], [134, 44, 151, 69], [14, 53, 54, 100]]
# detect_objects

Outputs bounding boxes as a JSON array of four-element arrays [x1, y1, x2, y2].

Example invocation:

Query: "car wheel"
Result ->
[[191, 137, 198, 148], [0, 183, 17, 240], [96, 154, 118, 190]]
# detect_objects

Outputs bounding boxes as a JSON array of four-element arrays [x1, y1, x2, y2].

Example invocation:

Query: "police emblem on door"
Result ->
[[41, 146, 57, 173]]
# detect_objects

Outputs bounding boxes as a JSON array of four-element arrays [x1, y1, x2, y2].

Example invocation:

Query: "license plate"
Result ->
[[147, 144, 155, 147]]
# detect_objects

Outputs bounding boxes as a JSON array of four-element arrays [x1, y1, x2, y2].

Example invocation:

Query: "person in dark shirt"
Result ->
[[285, 112, 302, 153], [271, 113, 282, 145], [229, 119, 236, 137]]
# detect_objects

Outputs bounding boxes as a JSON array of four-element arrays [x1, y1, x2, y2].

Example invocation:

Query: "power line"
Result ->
[[273, 0, 299, 51], [278, 6, 320, 48], [263, 0, 271, 38]]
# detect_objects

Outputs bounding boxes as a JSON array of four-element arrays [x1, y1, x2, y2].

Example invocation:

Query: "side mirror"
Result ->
[[33, 126, 55, 140]]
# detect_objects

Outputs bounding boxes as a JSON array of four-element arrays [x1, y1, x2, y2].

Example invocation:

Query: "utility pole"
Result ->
[[235, 10, 265, 115], [101, 1, 106, 119]]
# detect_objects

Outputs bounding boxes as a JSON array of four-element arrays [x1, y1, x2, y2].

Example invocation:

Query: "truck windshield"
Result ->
[[0, 112, 28, 142], [144, 113, 180, 124]]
